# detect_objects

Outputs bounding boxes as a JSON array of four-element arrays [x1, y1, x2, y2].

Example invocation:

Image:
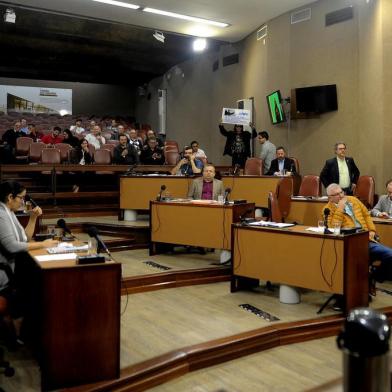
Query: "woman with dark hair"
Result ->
[[0, 181, 57, 344], [62, 129, 80, 148], [70, 139, 93, 165], [219, 122, 257, 167]]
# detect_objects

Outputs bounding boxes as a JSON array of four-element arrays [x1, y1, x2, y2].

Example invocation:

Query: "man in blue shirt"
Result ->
[[170, 145, 203, 175]]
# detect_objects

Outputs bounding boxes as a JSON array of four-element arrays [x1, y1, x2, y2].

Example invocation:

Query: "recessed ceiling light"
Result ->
[[193, 38, 207, 52], [143, 7, 229, 28], [92, 0, 140, 10]]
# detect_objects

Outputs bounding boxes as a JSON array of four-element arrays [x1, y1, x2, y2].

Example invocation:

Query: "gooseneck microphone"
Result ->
[[224, 187, 231, 205], [57, 218, 75, 238], [233, 164, 240, 176], [157, 185, 166, 201], [324, 208, 331, 234], [87, 226, 111, 257]]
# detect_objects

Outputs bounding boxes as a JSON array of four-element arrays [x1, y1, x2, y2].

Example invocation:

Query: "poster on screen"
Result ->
[[0, 85, 72, 115], [221, 108, 250, 125]]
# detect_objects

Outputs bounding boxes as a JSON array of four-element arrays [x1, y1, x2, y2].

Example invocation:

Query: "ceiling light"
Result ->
[[153, 31, 165, 43], [92, 0, 140, 10], [143, 7, 229, 28], [193, 38, 207, 52]]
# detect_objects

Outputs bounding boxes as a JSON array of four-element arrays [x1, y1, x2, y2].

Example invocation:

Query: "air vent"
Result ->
[[222, 54, 239, 67], [256, 25, 267, 40], [212, 60, 219, 72], [291, 8, 311, 24], [326, 6, 353, 26]]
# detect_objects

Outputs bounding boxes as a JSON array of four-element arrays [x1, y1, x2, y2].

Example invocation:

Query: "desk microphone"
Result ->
[[57, 218, 75, 239], [233, 164, 240, 176], [87, 226, 111, 257], [157, 185, 166, 201], [224, 187, 231, 205], [324, 208, 332, 234], [25, 195, 38, 208]]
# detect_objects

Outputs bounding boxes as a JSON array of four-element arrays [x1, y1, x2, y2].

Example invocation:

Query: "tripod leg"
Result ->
[[317, 294, 337, 314]]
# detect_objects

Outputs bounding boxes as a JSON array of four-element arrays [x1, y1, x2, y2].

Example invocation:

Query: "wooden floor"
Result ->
[[3, 215, 392, 391]]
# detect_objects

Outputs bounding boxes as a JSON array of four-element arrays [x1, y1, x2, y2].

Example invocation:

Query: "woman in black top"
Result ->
[[70, 139, 93, 165], [62, 129, 80, 148]]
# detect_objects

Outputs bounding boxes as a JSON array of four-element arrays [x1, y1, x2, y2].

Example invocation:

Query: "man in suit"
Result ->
[[187, 164, 224, 201], [320, 142, 360, 195], [371, 179, 392, 218], [267, 146, 297, 176]]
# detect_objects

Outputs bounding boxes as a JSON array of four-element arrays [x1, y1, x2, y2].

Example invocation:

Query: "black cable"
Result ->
[[222, 204, 227, 249], [319, 236, 338, 288], [120, 275, 129, 316], [233, 225, 242, 272], [151, 202, 161, 233]]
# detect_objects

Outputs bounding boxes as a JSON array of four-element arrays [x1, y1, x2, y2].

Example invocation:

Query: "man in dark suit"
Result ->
[[267, 146, 297, 176], [320, 142, 360, 195]]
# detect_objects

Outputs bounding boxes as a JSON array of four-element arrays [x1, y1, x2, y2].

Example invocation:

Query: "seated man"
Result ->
[[324, 183, 392, 282], [267, 146, 297, 176], [113, 134, 139, 165], [85, 125, 105, 150], [70, 119, 85, 134], [140, 137, 165, 165], [187, 164, 224, 201], [170, 145, 203, 175], [41, 126, 64, 145], [371, 179, 392, 218]]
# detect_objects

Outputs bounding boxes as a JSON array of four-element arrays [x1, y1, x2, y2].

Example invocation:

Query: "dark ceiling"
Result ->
[[0, 4, 223, 86]]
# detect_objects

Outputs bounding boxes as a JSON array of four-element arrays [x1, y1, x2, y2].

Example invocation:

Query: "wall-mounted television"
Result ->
[[295, 84, 338, 113], [266, 90, 286, 125]]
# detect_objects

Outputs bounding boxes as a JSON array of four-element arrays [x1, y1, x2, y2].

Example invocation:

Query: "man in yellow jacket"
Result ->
[[323, 183, 392, 282]]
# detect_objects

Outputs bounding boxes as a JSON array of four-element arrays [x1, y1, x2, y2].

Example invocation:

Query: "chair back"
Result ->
[[102, 143, 115, 157], [276, 176, 293, 221], [244, 158, 263, 176], [298, 175, 321, 197], [165, 151, 180, 165], [288, 157, 300, 174], [106, 140, 119, 146], [164, 140, 179, 152], [54, 143, 72, 162], [16, 137, 33, 155], [41, 148, 61, 164], [354, 175, 375, 208], [268, 191, 283, 223], [94, 149, 111, 164], [29, 142, 46, 162]]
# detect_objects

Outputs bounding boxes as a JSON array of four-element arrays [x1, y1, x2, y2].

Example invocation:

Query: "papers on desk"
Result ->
[[36, 253, 77, 262], [47, 243, 88, 254], [292, 196, 328, 200], [306, 227, 325, 233], [248, 221, 295, 228]]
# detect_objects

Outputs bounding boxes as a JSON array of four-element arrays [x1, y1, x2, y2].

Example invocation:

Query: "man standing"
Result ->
[[320, 142, 360, 195], [170, 146, 203, 175], [267, 146, 297, 176], [371, 179, 392, 218], [113, 134, 139, 165], [324, 183, 392, 283], [257, 131, 276, 174], [187, 165, 224, 200]]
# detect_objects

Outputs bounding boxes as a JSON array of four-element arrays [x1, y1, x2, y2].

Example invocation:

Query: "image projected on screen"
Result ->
[[266, 90, 286, 125]]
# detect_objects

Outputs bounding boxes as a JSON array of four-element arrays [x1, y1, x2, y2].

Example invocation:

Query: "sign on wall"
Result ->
[[0, 85, 72, 115]]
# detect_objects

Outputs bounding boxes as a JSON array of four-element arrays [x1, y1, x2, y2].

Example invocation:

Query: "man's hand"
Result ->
[[337, 197, 347, 210], [369, 231, 377, 241], [121, 149, 128, 157], [179, 158, 188, 166], [378, 212, 390, 218]]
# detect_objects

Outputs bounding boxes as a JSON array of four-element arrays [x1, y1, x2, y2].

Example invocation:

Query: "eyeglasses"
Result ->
[[337, 147, 346, 151], [329, 191, 344, 197]]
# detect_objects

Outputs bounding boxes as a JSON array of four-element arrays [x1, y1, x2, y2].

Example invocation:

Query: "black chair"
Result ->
[[0, 295, 15, 383]]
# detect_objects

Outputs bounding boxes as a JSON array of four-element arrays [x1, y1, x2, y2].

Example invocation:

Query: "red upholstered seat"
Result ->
[[354, 175, 375, 208], [244, 158, 263, 176], [268, 191, 283, 223], [298, 175, 321, 197]]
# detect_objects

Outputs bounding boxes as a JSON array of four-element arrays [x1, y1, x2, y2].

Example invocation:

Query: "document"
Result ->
[[248, 221, 295, 228], [221, 108, 250, 125], [36, 253, 78, 262]]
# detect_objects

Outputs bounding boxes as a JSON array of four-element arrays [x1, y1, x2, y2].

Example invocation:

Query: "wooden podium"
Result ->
[[231, 224, 369, 313], [29, 249, 121, 390]]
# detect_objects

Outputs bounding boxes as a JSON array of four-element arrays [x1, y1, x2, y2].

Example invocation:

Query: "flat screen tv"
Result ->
[[266, 90, 286, 124], [295, 84, 338, 113]]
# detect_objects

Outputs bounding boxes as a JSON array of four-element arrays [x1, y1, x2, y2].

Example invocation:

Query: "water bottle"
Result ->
[[337, 308, 390, 392]]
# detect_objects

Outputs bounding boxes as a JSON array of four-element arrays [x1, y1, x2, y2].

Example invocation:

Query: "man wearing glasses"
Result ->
[[320, 142, 360, 195], [324, 183, 392, 283]]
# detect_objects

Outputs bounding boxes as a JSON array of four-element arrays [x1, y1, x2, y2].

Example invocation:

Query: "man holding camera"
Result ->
[[170, 145, 203, 175]]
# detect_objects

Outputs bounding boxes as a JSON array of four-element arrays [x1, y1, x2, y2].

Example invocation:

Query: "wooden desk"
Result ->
[[29, 248, 121, 390], [120, 175, 299, 210], [150, 201, 254, 251], [287, 199, 392, 248], [231, 224, 369, 312]]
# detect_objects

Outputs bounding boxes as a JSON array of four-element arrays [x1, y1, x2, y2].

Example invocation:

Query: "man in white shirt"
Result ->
[[371, 179, 392, 218], [190, 140, 207, 161], [70, 119, 85, 134], [85, 125, 105, 150]]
